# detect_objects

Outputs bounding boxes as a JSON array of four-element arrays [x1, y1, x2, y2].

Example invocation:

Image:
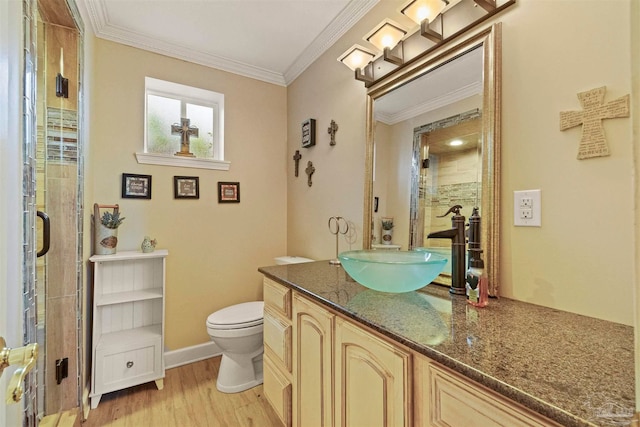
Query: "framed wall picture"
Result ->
[[122, 173, 152, 199], [301, 118, 316, 148], [174, 176, 199, 199], [218, 182, 240, 203]]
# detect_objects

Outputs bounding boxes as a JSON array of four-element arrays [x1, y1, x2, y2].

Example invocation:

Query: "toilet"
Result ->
[[206, 255, 313, 393]]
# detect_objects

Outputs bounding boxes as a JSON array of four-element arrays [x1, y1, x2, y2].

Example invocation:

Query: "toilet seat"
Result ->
[[207, 301, 264, 330]]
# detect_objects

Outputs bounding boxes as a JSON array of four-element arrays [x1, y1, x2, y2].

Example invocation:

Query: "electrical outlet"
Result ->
[[521, 197, 533, 208], [514, 190, 541, 227]]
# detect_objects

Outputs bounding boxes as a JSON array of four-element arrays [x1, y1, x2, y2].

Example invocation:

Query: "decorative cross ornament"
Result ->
[[293, 150, 302, 177], [305, 161, 315, 187], [559, 86, 630, 159], [171, 118, 199, 157], [327, 120, 339, 146]]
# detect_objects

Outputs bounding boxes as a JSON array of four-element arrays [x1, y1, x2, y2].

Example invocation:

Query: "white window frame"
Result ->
[[136, 77, 230, 170]]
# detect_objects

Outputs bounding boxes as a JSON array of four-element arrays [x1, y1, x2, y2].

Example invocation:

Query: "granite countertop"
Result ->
[[258, 261, 635, 427]]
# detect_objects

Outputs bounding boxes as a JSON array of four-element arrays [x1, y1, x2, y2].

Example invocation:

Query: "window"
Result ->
[[136, 77, 229, 170]]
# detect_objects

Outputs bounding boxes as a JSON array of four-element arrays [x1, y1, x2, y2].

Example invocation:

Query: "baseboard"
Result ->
[[164, 341, 221, 369]]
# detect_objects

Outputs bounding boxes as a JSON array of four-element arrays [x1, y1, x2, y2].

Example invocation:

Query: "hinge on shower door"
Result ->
[[55, 357, 68, 384]]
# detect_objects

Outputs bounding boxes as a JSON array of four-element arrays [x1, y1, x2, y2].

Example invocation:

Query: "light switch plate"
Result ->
[[514, 189, 541, 227]]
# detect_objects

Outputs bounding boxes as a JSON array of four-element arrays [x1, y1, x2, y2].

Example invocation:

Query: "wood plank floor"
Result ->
[[83, 357, 283, 427]]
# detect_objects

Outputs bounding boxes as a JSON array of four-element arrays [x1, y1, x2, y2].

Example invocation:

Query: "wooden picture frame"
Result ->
[[301, 118, 316, 148], [218, 182, 240, 203], [122, 173, 152, 199], [174, 176, 199, 199]]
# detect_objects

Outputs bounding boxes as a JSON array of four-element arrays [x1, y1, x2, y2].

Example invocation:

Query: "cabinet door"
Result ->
[[293, 294, 334, 427], [417, 357, 562, 427], [334, 317, 411, 427]]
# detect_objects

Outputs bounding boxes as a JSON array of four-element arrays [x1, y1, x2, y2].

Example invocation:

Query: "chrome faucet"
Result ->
[[427, 205, 467, 295]]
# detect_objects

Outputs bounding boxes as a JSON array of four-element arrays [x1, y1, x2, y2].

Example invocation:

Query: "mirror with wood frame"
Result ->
[[363, 24, 501, 295]]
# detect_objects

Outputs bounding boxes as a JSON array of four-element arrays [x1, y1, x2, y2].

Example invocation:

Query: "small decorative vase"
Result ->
[[95, 224, 118, 255], [382, 228, 393, 245], [141, 236, 157, 253], [381, 217, 394, 245]]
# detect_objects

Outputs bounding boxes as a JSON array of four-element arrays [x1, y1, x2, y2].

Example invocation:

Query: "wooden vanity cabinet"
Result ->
[[263, 278, 562, 427], [263, 279, 412, 427]]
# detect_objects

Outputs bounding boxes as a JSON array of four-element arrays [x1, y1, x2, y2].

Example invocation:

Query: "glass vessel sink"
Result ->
[[338, 250, 447, 293]]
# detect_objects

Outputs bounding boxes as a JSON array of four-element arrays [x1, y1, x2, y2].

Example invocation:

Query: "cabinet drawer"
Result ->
[[264, 308, 292, 372], [264, 278, 291, 319], [94, 338, 163, 395], [429, 363, 561, 427], [264, 354, 292, 427]]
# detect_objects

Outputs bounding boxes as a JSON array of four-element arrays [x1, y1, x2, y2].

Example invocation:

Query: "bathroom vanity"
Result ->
[[259, 261, 634, 427]]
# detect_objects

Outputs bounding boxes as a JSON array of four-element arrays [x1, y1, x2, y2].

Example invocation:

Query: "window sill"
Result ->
[[135, 152, 230, 171]]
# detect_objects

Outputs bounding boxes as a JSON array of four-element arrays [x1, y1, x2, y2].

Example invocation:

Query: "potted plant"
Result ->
[[381, 217, 394, 245], [93, 203, 125, 255]]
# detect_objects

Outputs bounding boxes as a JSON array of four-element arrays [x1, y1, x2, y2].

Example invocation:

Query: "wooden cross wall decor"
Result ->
[[171, 118, 199, 157], [559, 86, 630, 160], [293, 150, 302, 177], [305, 161, 315, 187], [328, 120, 339, 146]]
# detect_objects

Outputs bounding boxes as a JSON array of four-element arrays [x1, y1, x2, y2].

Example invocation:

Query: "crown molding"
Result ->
[[283, 0, 379, 85], [375, 82, 482, 125], [78, 0, 378, 87], [80, 0, 285, 85]]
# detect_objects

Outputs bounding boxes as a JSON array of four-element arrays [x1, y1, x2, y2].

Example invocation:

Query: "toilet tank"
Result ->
[[274, 256, 314, 265]]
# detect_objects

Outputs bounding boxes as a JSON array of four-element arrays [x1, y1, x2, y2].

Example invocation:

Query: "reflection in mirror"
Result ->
[[410, 109, 482, 285], [364, 24, 501, 295]]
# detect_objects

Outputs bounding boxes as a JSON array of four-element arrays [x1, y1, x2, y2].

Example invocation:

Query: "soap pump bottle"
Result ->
[[466, 207, 488, 307], [466, 250, 488, 307]]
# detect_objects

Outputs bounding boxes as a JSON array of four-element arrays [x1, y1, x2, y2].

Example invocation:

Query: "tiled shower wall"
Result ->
[[422, 149, 480, 248]]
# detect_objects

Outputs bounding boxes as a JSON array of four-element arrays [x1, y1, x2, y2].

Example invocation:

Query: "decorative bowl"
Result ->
[[338, 250, 447, 293]]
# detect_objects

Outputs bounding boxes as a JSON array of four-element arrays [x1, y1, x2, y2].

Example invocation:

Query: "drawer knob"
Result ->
[[126, 361, 134, 368]]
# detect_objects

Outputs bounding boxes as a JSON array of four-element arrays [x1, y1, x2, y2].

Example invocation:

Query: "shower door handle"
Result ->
[[36, 211, 50, 258]]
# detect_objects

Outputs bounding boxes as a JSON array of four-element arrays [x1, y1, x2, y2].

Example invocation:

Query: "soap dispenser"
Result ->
[[466, 250, 488, 307], [466, 207, 488, 307]]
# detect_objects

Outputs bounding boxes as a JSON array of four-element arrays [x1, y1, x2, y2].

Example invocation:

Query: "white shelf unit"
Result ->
[[89, 249, 168, 409]]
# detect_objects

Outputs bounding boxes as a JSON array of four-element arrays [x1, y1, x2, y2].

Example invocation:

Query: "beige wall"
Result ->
[[288, 0, 634, 325], [86, 39, 288, 349]]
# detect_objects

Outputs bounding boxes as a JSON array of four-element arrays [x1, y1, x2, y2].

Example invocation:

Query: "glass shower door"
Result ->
[[33, 0, 83, 421]]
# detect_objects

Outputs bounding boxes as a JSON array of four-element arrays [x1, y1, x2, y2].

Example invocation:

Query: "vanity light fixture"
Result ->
[[473, 0, 497, 12], [338, 44, 376, 83], [400, 0, 449, 43], [346, 0, 516, 87], [364, 19, 407, 66]]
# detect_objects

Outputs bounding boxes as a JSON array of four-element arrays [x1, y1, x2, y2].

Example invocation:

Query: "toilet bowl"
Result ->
[[206, 256, 313, 393], [206, 301, 264, 393]]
